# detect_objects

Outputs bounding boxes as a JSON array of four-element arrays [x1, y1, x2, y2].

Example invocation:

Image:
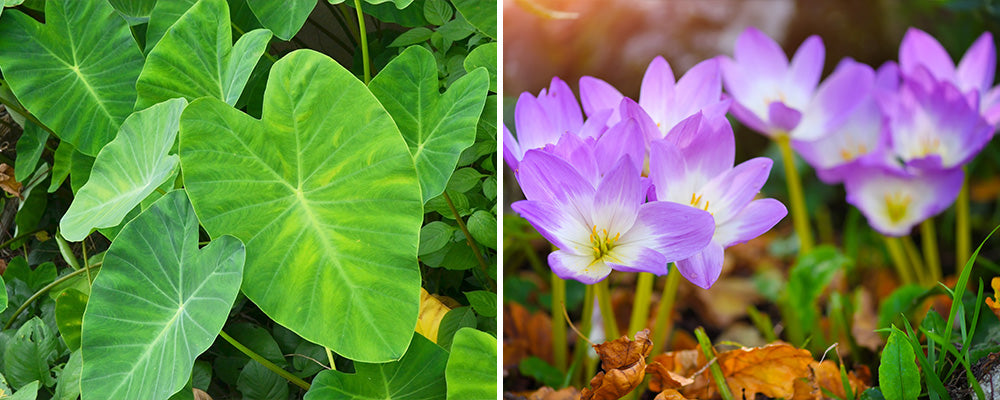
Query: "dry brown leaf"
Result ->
[[647, 348, 709, 396], [653, 389, 690, 400], [792, 376, 820, 400], [580, 329, 652, 400], [852, 289, 882, 351], [524, 386, 582, 400], [811, 360, 870, 399], [986, 277, 1000, 321], [193, 388, 213, 400], [415, 288, 451, 343], [717, 341, 813, 399], [0, 163, 22, 199], [504, 302, 553, 367], [645, 362, 694, 390]]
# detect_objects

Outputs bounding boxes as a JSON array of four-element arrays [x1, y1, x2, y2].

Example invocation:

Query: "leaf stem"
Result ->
[[0, 227, 45, 250], [694, 327, 734, 400], [650, 267, 681, 357], [219, 330, 311, 390], [352, 0, 371, 84], [921, 218, 941, 284], [594, 279, 619, 339], [955, 174, 970, 275], [627, 273, 654, 338], [882, 235, 913, 285], [775, 134, 813, 253], [4, 262, 102, 330], [551, 272, 567, 372], [442, 191, 492, 286], [324, 347, 337, 371]]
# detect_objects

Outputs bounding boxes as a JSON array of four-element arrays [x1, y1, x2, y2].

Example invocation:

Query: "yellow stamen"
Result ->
[[884, 192, 912, 223]]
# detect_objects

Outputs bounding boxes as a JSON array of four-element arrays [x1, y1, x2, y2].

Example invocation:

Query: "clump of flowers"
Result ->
[[505, 56, 787, 288]]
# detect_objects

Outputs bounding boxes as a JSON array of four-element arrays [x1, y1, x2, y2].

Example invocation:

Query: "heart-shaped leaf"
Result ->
[[80, 190, 245, 400], [445, 328, 496, 400], [144, 0, 198, 52], [137, 0, 273, 109], [59, 98, 186, 242], [369, 45, 489, 202], [449, 0, 494, 39], [304, 333, 447, 400], [108, 0, 157, 19], [246, 0, 314, 41], [4, 317, 57, 389], [0, 0, 144, 156], [179, 49, 422, 362]]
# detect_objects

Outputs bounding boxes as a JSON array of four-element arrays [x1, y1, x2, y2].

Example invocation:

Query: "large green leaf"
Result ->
[[54, 289, 87, 351], [4, 317, 57, 389], [60, 98, 186, 242], [10, 381, 39, 400], [13, 123, 46, 183], [369, 45, 489, 202], [179, 49, 422, 362], [0, 275, 6, 314], [445, 328, 496, 400], [448, 0, 494, 39], [80, 191, 245, 400], [246, 0, 314, 41], [0, 0, 144, 156], [144, 0, 198, 52], [304, 333, 447, 400], [53, 350, 81, 400], [137, 0, 272, 109], [109, 0, 157, 19], [329, 0, 415, 8]]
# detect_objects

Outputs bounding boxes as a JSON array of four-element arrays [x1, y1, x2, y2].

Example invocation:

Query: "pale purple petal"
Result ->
[[700, 157, 773, 224], [665, 113, 735, 181], [548, 132, 600, 185], [596, 119, 645, 176], [673, 58, 723, 120], [875, 61, 900, 92], [502, 124, 521, 171], [791, 59, 874, 141], [626, 201, 715, 262], [714, 198, 787, 247], [549, 250, 612, 284], [734, 26, 788, 77], [726, 95, 770, 134], [579, 76, 624, 121], [592, 157, 642, 235], [844, 166, 964, 237], [510, 200, 587, 252], [768, 101, 802, 132], [538, 77, 584, 134], [517, 150, 595, 210], [606, 245, 669, 275], [787, 35, 825, 95], [639, 56, 676, 126], [514, 92, 558, 151], [579, 108, 612, 140], [675, 242, 725, 289], [956, 32, 996, 94], [899, 28, 956, 82], [618, 98, 662, 143], [648, 139, 688, 203]]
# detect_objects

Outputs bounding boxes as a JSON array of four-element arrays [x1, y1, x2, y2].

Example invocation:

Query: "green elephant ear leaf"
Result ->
[[144, 0, 198, 52], [108, 0, 157, 19], [246, 0, 314, 41], [445, 328, 496, 400], [0, 0, 144, 156], [59, 98, 186, 242], [304, 333, 446, 400], [369, 45, 489, 202], [4, 317, 57, 389], [137, 0, 273, 109], [179, 49, 422, 363], [80, 190, 245, 400], [449, 0, 494, 39]]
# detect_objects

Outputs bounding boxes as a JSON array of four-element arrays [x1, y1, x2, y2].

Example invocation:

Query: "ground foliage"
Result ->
[[0, 0, 497, 398]]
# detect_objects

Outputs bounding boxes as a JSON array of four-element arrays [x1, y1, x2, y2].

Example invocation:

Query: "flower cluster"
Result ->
[[722, 27, 996, 237], [505, 57, 787, 288]]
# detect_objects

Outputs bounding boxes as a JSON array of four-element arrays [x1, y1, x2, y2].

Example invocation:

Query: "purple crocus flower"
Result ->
[[578, 56, 729, 140], [647, 113, 787, 288], [503, 77, 609, 172], [844, 166, 964, 237], [899, 28, 1000, 126], [880, 68, 993, 172], [720, 27, 867, 141], [511, 150, 715, 284]]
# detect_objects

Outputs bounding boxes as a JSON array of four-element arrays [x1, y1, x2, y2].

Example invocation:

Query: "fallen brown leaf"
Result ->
[[645, 362, 694, 390], [986, 277, 1000, 321], [653, 389, 690, 400], [647, 349, 705, 392], [580, 329, 652, 400], [193, 388, 213, 400], [811, 360, 870, 399], [0, 163, 22, 199], [504, 302, 554, 367], [523, 386, 582, 400], [717, 341, 813, 399], [852, 289, 882, 351]]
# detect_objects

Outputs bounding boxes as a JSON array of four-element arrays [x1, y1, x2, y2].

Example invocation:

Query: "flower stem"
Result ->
[[626, 273, 654, 336], [551, 272, 568, 372], [775, 135, 813, 253], [220, 330, 311, 390], [594, 279, 619, 340], [695, 327, 734, 400], [352, 0, 371, 84], [571, 284, 595, 387], [4, 262, 102, 330], [901, 236, 927, 285], [921, 218, 941, 284], [883, 235, 913, 285], [650, 267, 681, 357], [956, 175, 970, 275]]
